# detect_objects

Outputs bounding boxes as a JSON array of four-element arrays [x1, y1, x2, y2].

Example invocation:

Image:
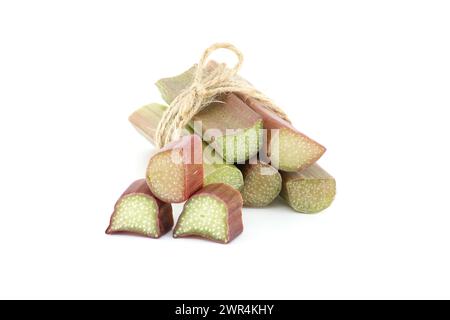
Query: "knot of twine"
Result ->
[[155, 42, 290, 148]]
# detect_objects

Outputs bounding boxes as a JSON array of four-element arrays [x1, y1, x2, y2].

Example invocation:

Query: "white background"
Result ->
[[1, 0, 449, 299]]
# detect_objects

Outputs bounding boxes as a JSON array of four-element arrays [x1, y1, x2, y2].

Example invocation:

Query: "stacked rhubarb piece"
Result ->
[[106, 63, 336, 244]]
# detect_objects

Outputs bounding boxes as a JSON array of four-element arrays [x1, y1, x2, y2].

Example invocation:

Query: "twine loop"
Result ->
[[155, 42, 290, 148]]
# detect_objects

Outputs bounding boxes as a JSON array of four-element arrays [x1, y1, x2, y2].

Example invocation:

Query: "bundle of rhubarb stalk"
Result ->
[[106, 44, 336, 244]]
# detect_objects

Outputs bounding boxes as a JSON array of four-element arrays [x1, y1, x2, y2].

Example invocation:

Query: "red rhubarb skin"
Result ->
[[182, 134, 204, 202], [146, 134, 204, 203], [236, 94, 326, 170], [105, 179, 174, 238], [173, 183, 244, 244]]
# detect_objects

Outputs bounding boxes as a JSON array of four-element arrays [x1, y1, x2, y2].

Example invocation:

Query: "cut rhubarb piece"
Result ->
[[128, 103, 167, 146], [130, 103, 244, 190], [240, 162, 282, 207], [146, 134, 203, 203], [280, 163, 336, 213], [156, 67, 263, 163], [106, 179, 173, 238], [203, 156, 244, 191], [238, 95, 326, 172], [173, 183, 243, 244], [156, 65, 197, 106]]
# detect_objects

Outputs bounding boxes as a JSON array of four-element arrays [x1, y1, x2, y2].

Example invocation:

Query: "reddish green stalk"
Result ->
[[146, 134, 203, 203], [239, 162, 281, 207], [129, 103, 244, 190], [173, 183, 244, 244], [238, 95, 326, 172], [106, 179, 173, 238], [280, 163, 336, 213]]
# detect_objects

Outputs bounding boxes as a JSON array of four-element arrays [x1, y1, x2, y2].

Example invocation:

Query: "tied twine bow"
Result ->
[[155, 43, 290, 148]]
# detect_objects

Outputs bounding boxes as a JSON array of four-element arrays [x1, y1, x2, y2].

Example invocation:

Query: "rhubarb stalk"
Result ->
[[238, 95, 326, 172], [173, 183, 243, 244], [106, 179, 173, 238], [280, 163, 336, 213], [239, 162, 281, 207], [146, 134, 203, 203]]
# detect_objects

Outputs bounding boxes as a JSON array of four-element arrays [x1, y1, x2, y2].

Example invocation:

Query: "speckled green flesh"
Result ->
[[241, 163, 281, 207], [213, 120, 263, 164], [108, 195, 159, 237], [283, 179, 335, 213], [146, 150, 185, 203], [173, 195, 228, 242], [280, 164, 336, 213], [271, 128, 326, 172], [204, 164, 244, 191]]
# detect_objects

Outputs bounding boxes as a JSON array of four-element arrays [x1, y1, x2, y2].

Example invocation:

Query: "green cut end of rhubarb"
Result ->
[[156, 66, 196, 105], [109, 194, 159, 237], [203, 164, 244, 191], [213, 120, 263, 163], [241, 165, 282, 207], [147, 150, 185, 203], [272, 128, 325, 172], [284, 178, 336, 213], [174, 195, 228, 242]]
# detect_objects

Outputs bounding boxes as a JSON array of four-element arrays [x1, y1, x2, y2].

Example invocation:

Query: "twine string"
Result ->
[[155, 42, 290, 148]]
